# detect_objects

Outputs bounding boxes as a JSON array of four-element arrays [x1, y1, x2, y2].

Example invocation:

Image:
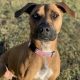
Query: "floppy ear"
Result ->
[[15, 3, 37, 18], [56, 2, 76, 17]]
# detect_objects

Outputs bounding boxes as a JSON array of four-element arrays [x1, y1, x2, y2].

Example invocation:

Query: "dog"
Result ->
[[0, 1, 75, 80]]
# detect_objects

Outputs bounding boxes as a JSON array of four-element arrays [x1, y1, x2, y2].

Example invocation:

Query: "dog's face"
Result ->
[[29, 4, 63, 41], [15, 2, 75, 42]]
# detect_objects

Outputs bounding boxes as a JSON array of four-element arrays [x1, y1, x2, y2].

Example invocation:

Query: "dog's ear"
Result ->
[[15, 3, 37, 18], [56, 2, 76, 17]]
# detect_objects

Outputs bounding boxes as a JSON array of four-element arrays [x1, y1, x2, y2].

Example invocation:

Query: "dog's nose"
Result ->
[[39, 26, 50, 33], [38, 22, 51, 34]]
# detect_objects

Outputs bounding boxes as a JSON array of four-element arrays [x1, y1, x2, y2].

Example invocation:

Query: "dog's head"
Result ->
[[15, 2, 75, 42]]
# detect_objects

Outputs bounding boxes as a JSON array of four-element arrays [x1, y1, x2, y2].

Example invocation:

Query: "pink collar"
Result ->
[[29, 42, 55, 58], [35, 49, 55, 57]]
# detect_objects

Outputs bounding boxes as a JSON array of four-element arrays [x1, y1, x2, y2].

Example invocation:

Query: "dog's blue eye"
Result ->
[[32, 13, 41, 20]]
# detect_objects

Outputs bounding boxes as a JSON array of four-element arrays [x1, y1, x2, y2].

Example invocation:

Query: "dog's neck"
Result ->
[[40, 41, 53, 52], [29, 40, 57, 57]]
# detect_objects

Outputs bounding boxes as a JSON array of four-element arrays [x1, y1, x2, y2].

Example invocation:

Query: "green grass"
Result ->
[[0, 0, 80, 80]]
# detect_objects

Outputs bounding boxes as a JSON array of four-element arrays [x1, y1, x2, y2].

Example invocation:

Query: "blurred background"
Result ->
[[0, 0, 80, 80]]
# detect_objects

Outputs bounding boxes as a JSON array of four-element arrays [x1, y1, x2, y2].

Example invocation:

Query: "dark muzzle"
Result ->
[[34, 22, 57, 41]]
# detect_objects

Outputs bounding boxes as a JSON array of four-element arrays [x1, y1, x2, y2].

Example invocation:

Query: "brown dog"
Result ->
[[0, 1, 75, 80]]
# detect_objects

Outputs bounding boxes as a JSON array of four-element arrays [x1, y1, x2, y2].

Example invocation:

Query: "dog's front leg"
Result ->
[[24, 64, 41, 80], [24, 56, 42, 80]]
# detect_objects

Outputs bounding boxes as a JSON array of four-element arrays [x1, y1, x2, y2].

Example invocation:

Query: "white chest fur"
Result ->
[[34, 67, 53, 80], [34, 58, 53, 80]]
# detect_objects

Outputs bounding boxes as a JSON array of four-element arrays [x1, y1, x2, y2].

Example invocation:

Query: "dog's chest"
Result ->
[[34, 58, 53, 80], [34, 67, 53, 80]]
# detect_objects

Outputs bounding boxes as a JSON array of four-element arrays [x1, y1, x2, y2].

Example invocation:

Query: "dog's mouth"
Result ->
[[35, 34, 56, 41]]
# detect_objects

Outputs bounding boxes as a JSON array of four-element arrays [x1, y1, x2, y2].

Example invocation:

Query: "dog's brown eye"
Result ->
[[32, 13, 41, 20], [50, 12, 59, 20]]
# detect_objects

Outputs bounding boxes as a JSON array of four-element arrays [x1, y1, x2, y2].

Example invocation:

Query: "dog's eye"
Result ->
[[32, 13, 41, 20], [50, 12, 59, 20]]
